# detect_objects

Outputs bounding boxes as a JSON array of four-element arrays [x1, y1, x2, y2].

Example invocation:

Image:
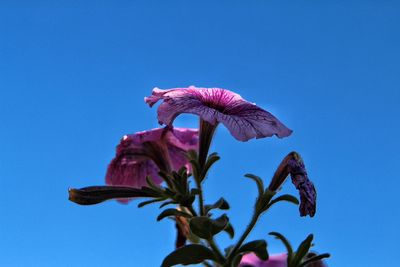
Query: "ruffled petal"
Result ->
[[166, 128, 199, 172], [106, 156, 162, 188], [146, 86, 292, 141], [166, 128, 199, 151], [122, 128, 165, 146]]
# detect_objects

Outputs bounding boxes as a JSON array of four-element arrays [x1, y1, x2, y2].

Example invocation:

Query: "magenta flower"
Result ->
[[239, 253, 287, 267], [239, 253, 327, 267], [106, 127, 198, 193], [145, 86, 292, 142]]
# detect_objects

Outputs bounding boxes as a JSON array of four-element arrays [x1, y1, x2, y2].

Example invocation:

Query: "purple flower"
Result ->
[[105, 127, 198, 196], [239, 253, 327, 267], [239, 253, 287, 267], [145, 86, 292, 142], [268, 152, 317, 217]]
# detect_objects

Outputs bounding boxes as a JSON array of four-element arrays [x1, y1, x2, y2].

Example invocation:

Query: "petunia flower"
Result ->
[[239, 253, 327, 267], [239, 253, 287, 267], [105, 127, 198, 196], [145, 86, 292, 142], [268, 152, 317, 217]]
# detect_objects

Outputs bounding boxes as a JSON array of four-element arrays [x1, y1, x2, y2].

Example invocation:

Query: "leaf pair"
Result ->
[[231, 240, 269, 267], [187, 150, 220, 183], [190, 214, 229, 240], [269, 232, 330, 267], [244, 174, 299, 213]]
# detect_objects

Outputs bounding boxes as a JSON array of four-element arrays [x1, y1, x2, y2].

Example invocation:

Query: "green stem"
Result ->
[[226, 211, 260, 265], [198, 119, 217, 169], [208, 238, 226, 265], [196, 179, 205, 216]]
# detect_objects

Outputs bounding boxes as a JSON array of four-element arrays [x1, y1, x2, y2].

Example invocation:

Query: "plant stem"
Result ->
[[208, 238, 226, 265], [226, 211, 260, 265], [196, 179, 205, 216], [198, 119, 217, 169]]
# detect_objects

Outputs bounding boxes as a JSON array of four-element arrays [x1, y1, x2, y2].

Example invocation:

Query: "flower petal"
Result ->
[[106, 157, 162, 188]]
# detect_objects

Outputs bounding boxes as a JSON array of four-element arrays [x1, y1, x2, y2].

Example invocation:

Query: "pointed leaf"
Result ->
[[238, 240, 268, 261], [138, 198, 165, 208], [157, 209, 192, 221], [145, 176, 163, 191], [223, 223, 235, 239], [204, 197, 230, 213], [159, 201, 177, 209], [292, 234, 314, 267], [161, 244, 217, 267], [299, 253, 330, 267], [269, 232, 293, 258], [266, 194, 299, 210], [244, 174, 264, 197], [201, 153, 220, 180], [189, 214, 229, 239]]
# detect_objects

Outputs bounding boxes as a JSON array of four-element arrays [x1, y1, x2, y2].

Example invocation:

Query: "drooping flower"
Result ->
[[105, 127, 198, 193], [239, 253, 327, 267], [268, 152, 317, 217], [145, 86, 292, 142]]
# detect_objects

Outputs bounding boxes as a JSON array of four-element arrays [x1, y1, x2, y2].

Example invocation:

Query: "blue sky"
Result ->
[[1, 1, 399, 266]]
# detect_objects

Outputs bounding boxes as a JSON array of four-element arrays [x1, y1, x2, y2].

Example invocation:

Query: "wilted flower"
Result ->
[[68, 186, 155, 205], [145, 86, 292, 142], [106, 127, 198, 192], [268, 152, 316, 217]]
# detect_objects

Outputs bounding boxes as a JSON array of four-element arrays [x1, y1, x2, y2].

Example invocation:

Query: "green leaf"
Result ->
[[291, 234, 314, 267], [178, 166, 188, 177], [161, 244, 217, 267], [244, 174, 264, 197], [269, 232, 293, 258], [238, 240, 268, 261], [189, 214, 229, 239], [201, 153, 220, 180], [145, 176, 163, 192], [137, 198, 165, 208], [159, 200, 177, 209], [266, 194, 299, 210], [231, 254, 244, 267], [204, 197, 230, 213], [299, 253, 330, 267], [158, 171, 174, 189], [223, 223, 235, 239], [157, 208, 192, 221]]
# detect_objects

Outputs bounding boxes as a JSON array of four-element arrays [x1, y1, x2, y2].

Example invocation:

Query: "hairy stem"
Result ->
[[226, 211, 260, 264]]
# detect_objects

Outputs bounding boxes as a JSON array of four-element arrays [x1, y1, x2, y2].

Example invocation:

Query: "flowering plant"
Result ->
[[69, 86, 330, 267]]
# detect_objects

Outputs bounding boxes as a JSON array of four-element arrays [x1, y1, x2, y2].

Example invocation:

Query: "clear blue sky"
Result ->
[[1, 1, 399, 266]]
